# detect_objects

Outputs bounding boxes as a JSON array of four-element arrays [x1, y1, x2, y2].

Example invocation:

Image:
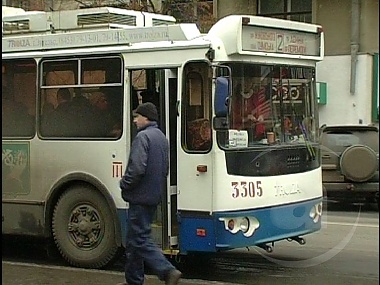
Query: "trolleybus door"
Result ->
[[142, 68, 179, 251], [162, 69, 179, 250], [129, 68, 179, 251], [177, 61, 214, 217]]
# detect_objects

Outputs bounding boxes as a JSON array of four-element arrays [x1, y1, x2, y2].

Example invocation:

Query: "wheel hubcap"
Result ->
[[67, 205, 102, 249]]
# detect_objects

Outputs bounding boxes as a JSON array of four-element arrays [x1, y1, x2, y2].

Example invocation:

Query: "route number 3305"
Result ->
[[231, 181, 263, 198]]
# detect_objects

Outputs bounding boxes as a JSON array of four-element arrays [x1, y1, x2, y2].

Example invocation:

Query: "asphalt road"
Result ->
[[2, 204, 379, 285]]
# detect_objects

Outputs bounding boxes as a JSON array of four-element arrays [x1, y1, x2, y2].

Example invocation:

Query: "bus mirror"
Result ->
[[214, 76, 229, 117], [213, 116, 228, 130]]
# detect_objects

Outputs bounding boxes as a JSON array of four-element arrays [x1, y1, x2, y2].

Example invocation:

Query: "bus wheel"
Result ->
[[52, 185, 119, 269]]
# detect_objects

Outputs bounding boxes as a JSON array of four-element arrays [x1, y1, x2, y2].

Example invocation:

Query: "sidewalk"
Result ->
[[2, 261, 232, 285]]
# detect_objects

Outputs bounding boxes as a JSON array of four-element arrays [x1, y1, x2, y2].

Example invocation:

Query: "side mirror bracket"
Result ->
[[213, 117, 228, 130]]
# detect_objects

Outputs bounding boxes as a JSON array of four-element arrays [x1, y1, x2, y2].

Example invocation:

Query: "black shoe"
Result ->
[[165, 269, 182, 285]]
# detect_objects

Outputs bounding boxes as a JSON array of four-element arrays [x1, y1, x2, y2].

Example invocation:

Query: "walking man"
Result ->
[[119, 102, 182, 285]]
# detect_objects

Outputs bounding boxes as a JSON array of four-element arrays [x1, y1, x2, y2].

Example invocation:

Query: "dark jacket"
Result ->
[[120, 122, 169, 206], [42, 101, 73, 137]]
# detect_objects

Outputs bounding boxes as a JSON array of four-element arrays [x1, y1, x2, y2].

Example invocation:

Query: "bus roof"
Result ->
[[2, 7, 324, 61], [2, 6, 26, 18], [2, 6, 176, 34], [2, 24, 203, 54], [1, 6, 201, 54]]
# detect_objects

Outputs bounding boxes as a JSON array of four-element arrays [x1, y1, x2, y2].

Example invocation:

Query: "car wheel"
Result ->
[[367, 192, 380, 211], [52, 185, 119, 268], [340, 144, 377, 182]]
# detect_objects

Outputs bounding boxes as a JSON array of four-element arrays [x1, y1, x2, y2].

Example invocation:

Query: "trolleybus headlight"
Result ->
[[309, 202, 323, 223], [241, 217, 260, 237], [239, 217, 250, 233]]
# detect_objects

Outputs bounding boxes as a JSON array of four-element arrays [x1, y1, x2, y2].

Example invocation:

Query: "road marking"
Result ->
[[322, 221, 379, 228]]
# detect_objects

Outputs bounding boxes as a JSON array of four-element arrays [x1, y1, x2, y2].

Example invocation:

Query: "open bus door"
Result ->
[[129, 68, 179, 253], [161, 69, 179, 252]]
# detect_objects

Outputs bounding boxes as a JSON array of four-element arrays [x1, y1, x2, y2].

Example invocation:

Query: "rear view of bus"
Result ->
[[177, 15, 324, 254]]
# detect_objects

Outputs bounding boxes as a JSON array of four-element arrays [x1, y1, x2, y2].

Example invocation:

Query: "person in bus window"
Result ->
[[231, 80, 270, 141], [119, 102, 182, 285], [55, 88, 72, 113], [88, 91, 121, 137], [54, 88, 73, 136], [42, 88, 72, 136], [42, 101, 54, 116], [131, 86, 139, 110], [249, 84, 270, 140], [66, 91, 95, 137], [230, 83, 244, 130]]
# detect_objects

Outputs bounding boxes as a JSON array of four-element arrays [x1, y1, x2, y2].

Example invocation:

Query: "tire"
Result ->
[[52, 185, 119, 269], [366, 192, 380, 212], [340, 145, 377, 182]]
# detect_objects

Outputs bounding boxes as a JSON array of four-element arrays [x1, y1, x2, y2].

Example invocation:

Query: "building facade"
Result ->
[[314, 0, 378, 126]]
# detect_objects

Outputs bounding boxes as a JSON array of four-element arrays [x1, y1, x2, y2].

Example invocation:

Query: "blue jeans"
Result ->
[[124, 204, 175, 285]]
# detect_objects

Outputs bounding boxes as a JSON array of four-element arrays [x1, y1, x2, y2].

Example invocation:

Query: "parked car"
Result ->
[[320, 125, 379, 209]]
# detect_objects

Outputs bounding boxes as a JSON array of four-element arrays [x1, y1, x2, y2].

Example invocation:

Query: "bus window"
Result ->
[[182, 62, 212, 152], [42, 60, 77, 86], [39, 56, 123, 138], [2, 59, 36, 138], [81, 57, 122, 84]]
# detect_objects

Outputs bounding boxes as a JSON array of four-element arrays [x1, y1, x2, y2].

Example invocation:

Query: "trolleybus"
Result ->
[[2, 6, 324, 268]]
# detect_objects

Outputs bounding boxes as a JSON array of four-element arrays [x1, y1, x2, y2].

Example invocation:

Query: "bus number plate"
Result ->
[[231, 181, 263, 198]]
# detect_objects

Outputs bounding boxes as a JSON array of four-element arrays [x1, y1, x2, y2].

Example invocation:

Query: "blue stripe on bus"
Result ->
[[178, 197, 322, 254]]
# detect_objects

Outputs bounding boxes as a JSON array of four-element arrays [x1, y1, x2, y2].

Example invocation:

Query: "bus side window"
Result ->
[[39, 56, 123, 139], [2, 87, 34, 137], [2, 59, 36, 138]]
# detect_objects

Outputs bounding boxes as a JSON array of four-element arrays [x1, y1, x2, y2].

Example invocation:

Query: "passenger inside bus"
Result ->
[[140, 89, 159, 106], [42, 100, 54, 116], [67, 91, 95, 136], [131, 87, 139, 110], [250, 84, 270, 140], [231, 80, 270, 141], [88, 91, 121, 137], [42, 88, 73, 136], [41, 88, 123, 138]]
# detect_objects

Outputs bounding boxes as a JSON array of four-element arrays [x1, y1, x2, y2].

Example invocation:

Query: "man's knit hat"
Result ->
[[134, 102, 158, 121]]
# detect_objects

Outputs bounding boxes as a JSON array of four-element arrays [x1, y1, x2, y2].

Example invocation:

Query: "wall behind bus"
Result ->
[[316, 54, 374, 126], [315, 0, 379, 56], [216, 0, 257, 19]]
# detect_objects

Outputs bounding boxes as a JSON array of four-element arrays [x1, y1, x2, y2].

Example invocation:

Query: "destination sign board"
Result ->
[[242, 26, 321, 56]]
